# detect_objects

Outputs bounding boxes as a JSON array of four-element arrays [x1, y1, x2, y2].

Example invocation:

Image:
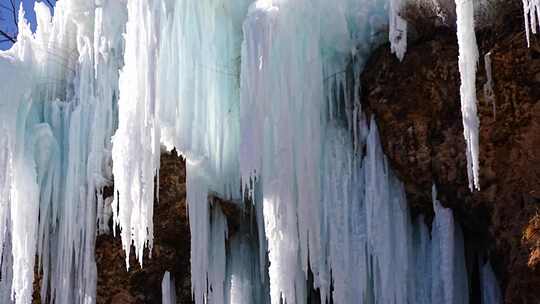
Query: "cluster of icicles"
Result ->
[[0, 0, 526, 303]]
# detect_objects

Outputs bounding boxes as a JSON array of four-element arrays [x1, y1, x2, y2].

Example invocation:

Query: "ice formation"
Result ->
[[455, 0, 480, 191], [0, 0, 126, 303], [523, 0, 540, 47], [0, 0, 504, 303], [480, 260, 503, 304], [389, 0, 408, 60], [161, 271, 176, 304]]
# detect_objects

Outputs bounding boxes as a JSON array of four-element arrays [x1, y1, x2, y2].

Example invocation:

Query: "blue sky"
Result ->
[[0, 0, 55, 50]]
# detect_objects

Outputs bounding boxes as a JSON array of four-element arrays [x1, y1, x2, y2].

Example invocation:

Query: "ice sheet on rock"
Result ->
[[455, 0, 481, 190], [389, 0, 407, 60]]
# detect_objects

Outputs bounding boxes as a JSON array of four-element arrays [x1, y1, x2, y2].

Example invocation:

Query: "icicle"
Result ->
[[523, 0, 540, 47], [161, 272, 176, 304], [112, 0, 160, 266], [413, 216, 432, 304], [431, 185, 469, 304], [0, 231, 14, 304], [225, 234, 270, 304], [209, 206, 229, 304], [10, 150, 40, 304], [363, 119, 413, 304], [389, 0, 408, 61], [455, 0, 481, 190], [480, 260, 502, 304], [241, 2, 324, 302]]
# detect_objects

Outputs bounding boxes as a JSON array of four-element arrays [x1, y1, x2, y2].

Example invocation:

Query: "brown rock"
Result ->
[[111, 290, 136, 304]]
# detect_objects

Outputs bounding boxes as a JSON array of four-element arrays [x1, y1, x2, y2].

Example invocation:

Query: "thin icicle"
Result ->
[[455, 0, 481, 190], [161, 271, 176, 304], [112, 0, 160, 266], [523, 0, 540, 47]]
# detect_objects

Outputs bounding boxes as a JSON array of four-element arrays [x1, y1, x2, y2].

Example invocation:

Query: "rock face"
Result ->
[[362, 5, 540, 303], [95, 151, 193, 304]]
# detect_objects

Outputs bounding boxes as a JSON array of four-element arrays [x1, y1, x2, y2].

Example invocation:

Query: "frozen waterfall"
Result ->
[[0, 0, 503, 303]]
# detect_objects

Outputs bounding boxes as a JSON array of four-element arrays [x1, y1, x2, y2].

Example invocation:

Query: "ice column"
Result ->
[[240, 2, 325, 302], [112, 0, 160, 265], [431, 185, 469, 304]]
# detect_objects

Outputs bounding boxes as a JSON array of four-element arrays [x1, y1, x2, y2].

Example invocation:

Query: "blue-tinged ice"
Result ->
[[431, 185, 469, 304], [480, 260, 502, 304]]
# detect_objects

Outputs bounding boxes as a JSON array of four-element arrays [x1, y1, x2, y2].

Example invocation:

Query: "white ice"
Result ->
[[455, 0, 481, 190]]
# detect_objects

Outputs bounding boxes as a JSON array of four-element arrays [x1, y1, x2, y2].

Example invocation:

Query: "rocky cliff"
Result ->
[[362, 3, 540, 302]]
